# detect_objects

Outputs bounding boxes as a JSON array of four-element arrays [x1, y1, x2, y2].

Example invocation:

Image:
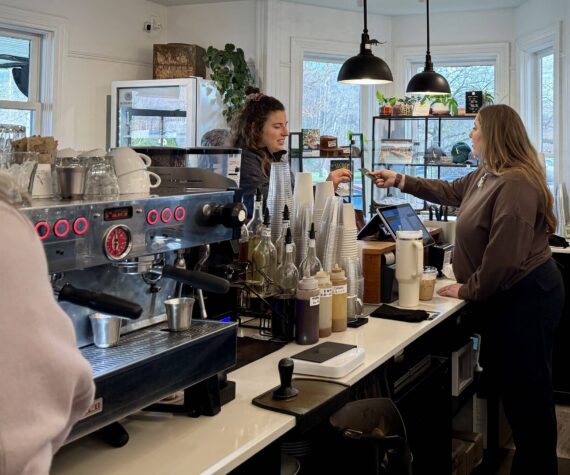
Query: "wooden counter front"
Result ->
[[359, 240, 395, 304]]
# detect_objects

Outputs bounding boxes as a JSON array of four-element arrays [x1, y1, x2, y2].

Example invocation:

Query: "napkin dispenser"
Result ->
[[428, 243, 454, 276]]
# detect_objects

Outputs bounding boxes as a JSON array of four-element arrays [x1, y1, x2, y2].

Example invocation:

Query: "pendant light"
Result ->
[[337, 0, 393, 85], [406, 0, 450, 96]]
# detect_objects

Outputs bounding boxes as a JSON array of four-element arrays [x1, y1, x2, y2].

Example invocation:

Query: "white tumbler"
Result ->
[[395, 230, 424, 308]]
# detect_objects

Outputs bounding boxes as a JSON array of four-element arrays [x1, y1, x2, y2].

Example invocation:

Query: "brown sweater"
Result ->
[[403, 167, 552, 301], [0, 201, 95, 474]]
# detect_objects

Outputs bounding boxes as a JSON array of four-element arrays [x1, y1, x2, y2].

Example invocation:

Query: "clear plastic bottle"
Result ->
[[246, 188, 264, 279], [330, 264, 348, 332], [295, 276, 320, 345], [252, 208, 277, 297], [316, 270, 333, 337], [275, 228, 299, 295], [275, 204, 295, 267], [238, 223, 249, 263], [299, 223, 322, 278]]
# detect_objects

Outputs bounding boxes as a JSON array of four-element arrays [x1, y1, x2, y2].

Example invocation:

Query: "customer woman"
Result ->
[[0, 175, 95, 473], [232, 87, 352, 214], [371, 104, 563, 475]]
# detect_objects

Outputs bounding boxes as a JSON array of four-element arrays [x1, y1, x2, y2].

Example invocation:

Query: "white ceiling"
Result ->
[[150, 0, 528, 16]]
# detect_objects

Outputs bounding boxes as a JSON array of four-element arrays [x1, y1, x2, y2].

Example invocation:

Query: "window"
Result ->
[[518, 26, 559, 189], [302, 56, 361, 145], [538, 50, 554, 185], [0, 29, 41, 136]]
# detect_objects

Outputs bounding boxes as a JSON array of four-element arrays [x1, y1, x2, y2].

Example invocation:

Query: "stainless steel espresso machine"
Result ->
[[19, 186, 246, 445]]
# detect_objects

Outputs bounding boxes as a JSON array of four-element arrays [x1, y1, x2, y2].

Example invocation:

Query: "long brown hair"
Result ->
[[231, 86, 285, 177], [477, 104, 556, 233]]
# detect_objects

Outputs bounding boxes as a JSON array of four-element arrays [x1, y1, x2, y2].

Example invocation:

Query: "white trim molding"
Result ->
[[0, 5, 68, 136], [394, 42, 510, 103], [516, 23, 561, 185]]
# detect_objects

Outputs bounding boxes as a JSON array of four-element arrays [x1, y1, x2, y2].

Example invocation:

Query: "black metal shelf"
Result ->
[[370, 115, 476, 215], [288, 131, 365, 213]]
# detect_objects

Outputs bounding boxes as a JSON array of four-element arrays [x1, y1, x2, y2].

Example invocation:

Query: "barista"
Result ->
[[371, 104, 563, 475], [0, 175, 95, 474], [231, 86, 352, 215]]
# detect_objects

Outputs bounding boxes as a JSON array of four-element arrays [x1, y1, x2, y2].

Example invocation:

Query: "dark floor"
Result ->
[[490, 450, 570, 475]]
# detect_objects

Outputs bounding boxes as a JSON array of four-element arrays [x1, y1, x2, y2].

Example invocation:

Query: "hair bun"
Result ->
[[245, 86, 260, 95]]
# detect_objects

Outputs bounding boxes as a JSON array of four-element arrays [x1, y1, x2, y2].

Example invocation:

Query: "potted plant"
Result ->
[[482, 91, 495, 106], [376, 91, 397, 116], [203, 43, 255, 123], [398, 97, 416, 116]]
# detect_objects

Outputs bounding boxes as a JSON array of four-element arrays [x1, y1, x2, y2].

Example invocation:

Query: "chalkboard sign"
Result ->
[[465, 91, 483, 114]]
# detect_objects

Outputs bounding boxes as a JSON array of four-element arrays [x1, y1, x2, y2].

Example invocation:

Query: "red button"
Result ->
[[161, 208, 173, 223], [54, 219, 71, 238], [73, 217, 89, 235], [146, 209, 159, 225], [174, 206, 186, 222], [35, 221, 50, 240]]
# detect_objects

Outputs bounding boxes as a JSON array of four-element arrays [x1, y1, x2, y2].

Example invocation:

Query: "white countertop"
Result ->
[[52, 280, 465, 475]]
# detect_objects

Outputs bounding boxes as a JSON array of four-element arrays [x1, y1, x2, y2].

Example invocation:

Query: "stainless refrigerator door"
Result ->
[[195, 78, 227, 146]]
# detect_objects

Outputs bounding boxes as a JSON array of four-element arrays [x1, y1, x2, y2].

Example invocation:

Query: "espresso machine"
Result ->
[[19, 186, 246, 445]]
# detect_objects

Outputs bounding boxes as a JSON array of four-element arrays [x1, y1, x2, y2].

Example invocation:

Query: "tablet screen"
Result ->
[[377, 204, 435, 246]]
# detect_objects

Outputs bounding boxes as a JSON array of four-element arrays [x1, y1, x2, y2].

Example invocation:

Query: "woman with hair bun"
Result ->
[[231, 86, 351, 214]]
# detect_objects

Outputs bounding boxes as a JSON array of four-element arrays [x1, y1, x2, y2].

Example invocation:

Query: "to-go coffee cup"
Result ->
[[419, 266, 438, 301]]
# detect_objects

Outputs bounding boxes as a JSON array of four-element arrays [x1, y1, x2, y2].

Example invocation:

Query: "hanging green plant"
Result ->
[[203, 44, 255, 123]]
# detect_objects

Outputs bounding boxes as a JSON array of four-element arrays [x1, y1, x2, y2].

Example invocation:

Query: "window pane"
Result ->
[[0, 108, 33, 135], [540, 53, 554, 155], [302, 59, 360, 144], [0, 35, 30, 102]]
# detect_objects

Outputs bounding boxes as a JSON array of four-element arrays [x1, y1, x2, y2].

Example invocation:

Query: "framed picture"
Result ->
[[302, 129, 320, 157]]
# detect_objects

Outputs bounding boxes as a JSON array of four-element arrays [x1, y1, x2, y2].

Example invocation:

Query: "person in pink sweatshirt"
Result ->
[[0, 175, 95, 474]]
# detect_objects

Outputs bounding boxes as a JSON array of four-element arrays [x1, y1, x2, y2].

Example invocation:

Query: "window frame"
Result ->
[[0, 27, 42, 133], [0, 5, 67, 136], [290, 37, 378, 140], [394, 42, 510, 104], [517, 24, 560, 186]]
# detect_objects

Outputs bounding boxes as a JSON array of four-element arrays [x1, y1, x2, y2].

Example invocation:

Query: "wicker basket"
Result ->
[[153, 43, 206, 79]]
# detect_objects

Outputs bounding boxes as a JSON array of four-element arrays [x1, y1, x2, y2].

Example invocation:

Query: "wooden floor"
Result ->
[[491, 405, 570, 475]]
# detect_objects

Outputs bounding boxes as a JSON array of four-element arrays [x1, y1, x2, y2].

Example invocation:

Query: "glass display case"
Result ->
[[110, 78, 226, 148]]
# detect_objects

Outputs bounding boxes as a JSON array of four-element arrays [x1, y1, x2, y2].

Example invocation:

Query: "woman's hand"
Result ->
[[327, 168, 352, 190], [370, 169, 398, 188], [437, 283, 463, 299]]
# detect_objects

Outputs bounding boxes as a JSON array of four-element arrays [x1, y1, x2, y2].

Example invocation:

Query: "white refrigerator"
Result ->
[[110, 78, 226, 148]]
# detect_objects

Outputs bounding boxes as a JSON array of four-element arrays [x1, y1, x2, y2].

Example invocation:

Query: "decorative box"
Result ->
[[153, 43, 206, 79]]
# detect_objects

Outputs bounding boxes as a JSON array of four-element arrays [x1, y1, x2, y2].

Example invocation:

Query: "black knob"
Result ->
[[272, 358, 299, 400], [201, 203, 247, 228]]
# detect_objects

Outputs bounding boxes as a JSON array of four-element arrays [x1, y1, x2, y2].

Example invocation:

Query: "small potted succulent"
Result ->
[[376, 91, 397, 116]]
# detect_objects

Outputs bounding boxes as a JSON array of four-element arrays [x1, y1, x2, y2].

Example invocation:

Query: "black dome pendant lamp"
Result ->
[[337, 0, 393, 85], [406, 0, 450, 95]]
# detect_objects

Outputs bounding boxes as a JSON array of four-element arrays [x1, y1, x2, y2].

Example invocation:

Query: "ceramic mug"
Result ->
[[31, 163, 54, 198], [109, 147, 152, 176], [118, 168, 161, 194]]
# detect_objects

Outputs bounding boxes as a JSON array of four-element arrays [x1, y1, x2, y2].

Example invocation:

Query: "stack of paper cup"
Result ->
[[318, 196, 343, 271], [338, 203, 359, 262]]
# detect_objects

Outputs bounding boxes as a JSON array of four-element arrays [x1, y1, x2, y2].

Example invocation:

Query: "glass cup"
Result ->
[[0, 151, 39, 196], [420, 266, 438, 301], [83, 156, 120, 199]]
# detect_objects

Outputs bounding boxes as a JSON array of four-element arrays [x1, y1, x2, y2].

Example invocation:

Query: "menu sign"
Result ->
[[465, 91, 483, 114]]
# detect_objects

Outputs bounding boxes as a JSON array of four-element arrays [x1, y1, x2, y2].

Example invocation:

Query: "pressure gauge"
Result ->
[[103, 225, 132, 261]]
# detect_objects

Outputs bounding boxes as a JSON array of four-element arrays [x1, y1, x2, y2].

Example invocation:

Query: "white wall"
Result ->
[[0, 0, 167, 149]]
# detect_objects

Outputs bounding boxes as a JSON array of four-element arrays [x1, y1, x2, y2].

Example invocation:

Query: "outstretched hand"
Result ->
[[327, 168, 352, 190], [370, 169, 398, 188]]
